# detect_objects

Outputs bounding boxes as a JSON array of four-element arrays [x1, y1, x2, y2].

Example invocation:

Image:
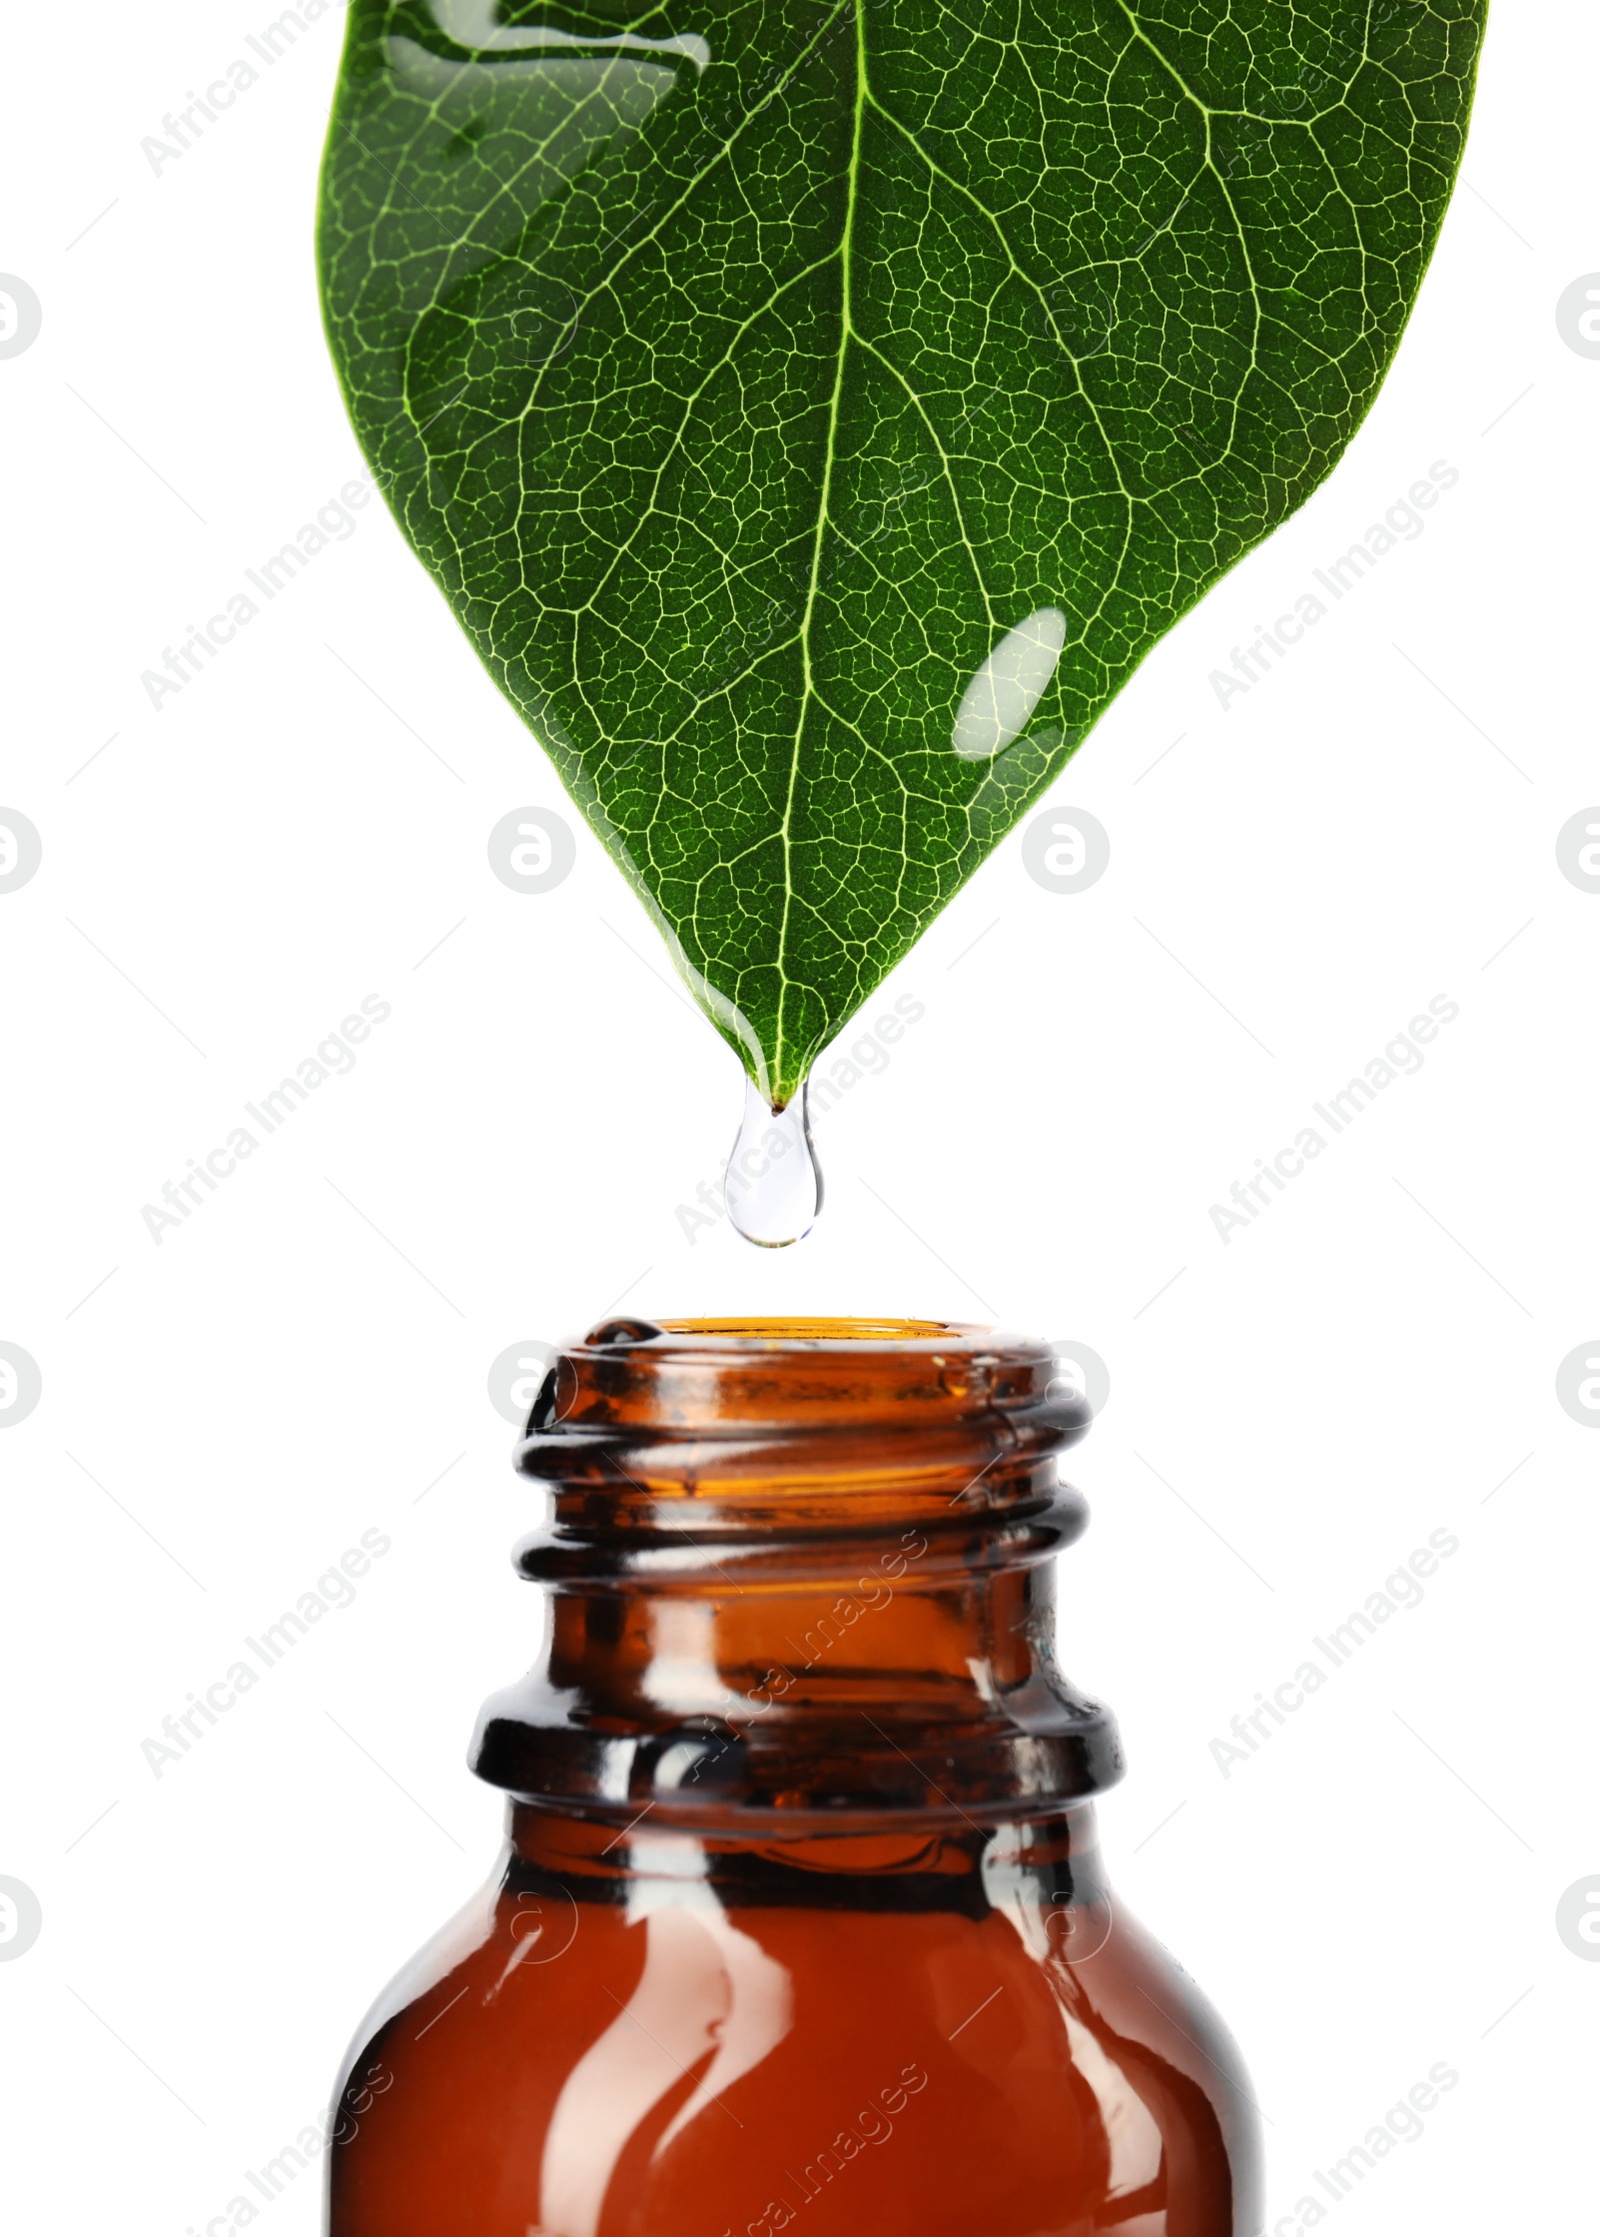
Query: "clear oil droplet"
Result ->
[[725, 1077, 823, 1247]]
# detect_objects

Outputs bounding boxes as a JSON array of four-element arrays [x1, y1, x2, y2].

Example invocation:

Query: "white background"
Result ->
[[2, 2, 1596, 2231]]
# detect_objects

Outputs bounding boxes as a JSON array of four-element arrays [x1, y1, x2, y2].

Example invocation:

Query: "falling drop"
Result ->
[[725, 1077, 823, 1248]]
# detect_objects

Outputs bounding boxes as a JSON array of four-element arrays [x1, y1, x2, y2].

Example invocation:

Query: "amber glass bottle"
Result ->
[[326, 1319, 1261, 2236]]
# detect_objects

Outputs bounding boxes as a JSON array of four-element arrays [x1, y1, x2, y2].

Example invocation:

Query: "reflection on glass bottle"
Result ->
[[327, 1319, 1261, 2235]]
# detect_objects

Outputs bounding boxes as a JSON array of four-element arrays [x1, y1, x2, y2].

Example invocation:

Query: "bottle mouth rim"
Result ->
[[651, 1316, 989, 1349], [519, 1317, 1088, 1484]]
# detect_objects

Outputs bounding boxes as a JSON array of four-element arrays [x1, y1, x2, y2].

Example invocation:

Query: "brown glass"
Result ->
[[327, 1319, 1261, 2236]]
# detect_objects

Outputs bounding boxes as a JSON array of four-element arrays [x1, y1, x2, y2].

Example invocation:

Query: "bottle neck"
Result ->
[[505, 1799, 1114, 1938], [471, 1319, 1122, 1830]]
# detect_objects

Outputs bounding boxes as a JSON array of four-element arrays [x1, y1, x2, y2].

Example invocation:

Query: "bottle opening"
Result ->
[[654, 1316, 961, 1345], [542, 1317, 1077, 1446]]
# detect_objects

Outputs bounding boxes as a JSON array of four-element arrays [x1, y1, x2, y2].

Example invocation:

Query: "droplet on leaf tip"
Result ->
[[725, 1076, 823, 1248]]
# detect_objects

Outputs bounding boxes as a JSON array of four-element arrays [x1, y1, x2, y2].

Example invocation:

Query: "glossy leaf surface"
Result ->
[[319, 0, 1484, 1102]]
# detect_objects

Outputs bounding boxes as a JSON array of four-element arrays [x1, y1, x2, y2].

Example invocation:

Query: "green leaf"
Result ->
[[318, 0, 1484, 1105]]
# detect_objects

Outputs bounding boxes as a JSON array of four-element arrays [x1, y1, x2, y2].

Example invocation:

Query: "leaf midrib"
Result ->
[[769, 0, 871, 1103]]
